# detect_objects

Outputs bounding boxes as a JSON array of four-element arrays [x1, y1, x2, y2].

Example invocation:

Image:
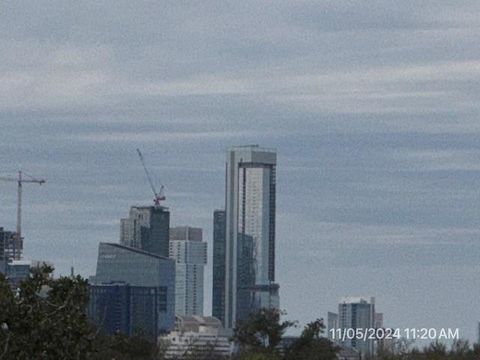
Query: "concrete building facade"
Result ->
[[120, 205, 170, 257], [169, 226, 207, 316]]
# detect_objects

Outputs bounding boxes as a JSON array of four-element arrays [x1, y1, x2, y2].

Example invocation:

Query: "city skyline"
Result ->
[[1, 0, 480, 343]]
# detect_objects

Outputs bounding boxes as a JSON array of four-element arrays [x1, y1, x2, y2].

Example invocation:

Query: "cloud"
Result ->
[[2, 0, 480, 343]]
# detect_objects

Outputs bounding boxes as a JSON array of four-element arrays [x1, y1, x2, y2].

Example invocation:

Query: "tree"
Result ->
[[89, 333, 163, 360], [423, 341, 448, 360], [233, 308, 295, 358], [284, 319, 338, 360], [0, 264, 95, 359]]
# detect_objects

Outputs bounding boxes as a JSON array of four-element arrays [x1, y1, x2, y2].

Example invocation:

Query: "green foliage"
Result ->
[[371, 338, 480, 360], [284, 319, 338, 360], [0, 265, 94, 359], [2, 269, 480, 360], [89, 333, 162, 360], [233, 353, 277, 360], [233, 308, 295, 357]]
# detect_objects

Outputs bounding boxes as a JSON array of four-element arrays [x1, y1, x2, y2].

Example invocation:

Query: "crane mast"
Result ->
[[0, 171, 46, 259]]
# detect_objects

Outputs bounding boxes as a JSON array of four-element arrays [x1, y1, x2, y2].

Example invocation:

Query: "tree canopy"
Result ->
[[1, 268, 479, 360]]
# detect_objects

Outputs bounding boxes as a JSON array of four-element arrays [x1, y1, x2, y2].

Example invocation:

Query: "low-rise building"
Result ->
[[160, 316, 233, 358]]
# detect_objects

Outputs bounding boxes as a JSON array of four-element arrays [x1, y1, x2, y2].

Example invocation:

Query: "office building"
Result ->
[[160, 315, 233, 358], [169, 226, 207, 316], [90, 242, 176, 334], [120, 205, 170, 257], [0, 227, 22, 263], [329, 297, 377, 356], [89, 282, 169, 340], [224, 145, 279, 329], [212, 209, 226, 325]]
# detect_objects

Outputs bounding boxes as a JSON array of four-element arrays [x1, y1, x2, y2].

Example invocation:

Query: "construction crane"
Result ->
[[0, 171, 46, 259], [136, 149, 165, 207]]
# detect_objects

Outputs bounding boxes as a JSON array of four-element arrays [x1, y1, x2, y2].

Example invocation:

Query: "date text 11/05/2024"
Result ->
[[329, 328, 460, 341]]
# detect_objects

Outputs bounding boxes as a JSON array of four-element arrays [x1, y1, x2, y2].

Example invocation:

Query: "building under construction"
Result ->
[[0, 227, 22, 270]]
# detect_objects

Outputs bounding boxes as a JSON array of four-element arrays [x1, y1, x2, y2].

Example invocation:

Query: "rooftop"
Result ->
[[228, 144, 276, 153], [101, 242, 171, 261], [340, 296, 375, 304]]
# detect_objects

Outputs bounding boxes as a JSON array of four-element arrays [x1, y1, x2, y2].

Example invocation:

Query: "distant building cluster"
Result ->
[[85, 144, 280, 354], [1, 145, 421, 359]]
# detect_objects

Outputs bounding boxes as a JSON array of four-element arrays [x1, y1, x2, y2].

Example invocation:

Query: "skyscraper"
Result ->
[[120, 205, 170, 257], [90, 242, 176, 334], [224, 145, 279, 329], [169, 226, 207, 316], [212, 209, 226, 324]]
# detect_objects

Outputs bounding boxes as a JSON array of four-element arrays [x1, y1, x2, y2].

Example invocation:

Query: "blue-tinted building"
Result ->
[[89, 283, 168, 339], [89, 243, 176, 336]]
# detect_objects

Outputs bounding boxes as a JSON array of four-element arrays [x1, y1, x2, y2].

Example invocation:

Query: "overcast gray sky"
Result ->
[[1, 0, 480, 342]]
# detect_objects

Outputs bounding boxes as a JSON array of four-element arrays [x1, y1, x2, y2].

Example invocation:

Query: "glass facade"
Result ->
[[93, 242, 176, 332], [224, 145, 279, 329], [88, 283, 169, 339]]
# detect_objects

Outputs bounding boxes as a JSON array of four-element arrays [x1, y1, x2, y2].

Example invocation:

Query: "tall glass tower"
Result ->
[[224, 145, 279, 329]]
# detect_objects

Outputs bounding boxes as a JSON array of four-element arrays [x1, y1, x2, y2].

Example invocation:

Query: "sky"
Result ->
[[1, 0, 480, 343]]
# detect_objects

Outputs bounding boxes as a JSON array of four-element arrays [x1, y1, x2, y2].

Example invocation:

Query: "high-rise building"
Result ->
[[334, 297, 377, 356], [169, 226, 207, 316], [90, 242, 176, 334], [0, 227, 22, 264], [212, 210, 226, 324], [224, 145, 279, 329], [120, 205, 170, 257]]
